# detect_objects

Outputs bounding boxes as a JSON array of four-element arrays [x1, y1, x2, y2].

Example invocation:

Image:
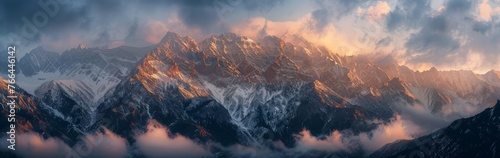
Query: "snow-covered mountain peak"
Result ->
[[24, 46, 55, 57], [485, 69, 500, 77], [31, 46, 46, 52], [16, 45, 153, 114], [375, 54, 398, 66], [160, 31, 182, 43], [281, 34, 309, 45], [429, 66, 438, 72], [481, 69, 500, 86], [199, 33, 272, 73], [260, 36, 286, 50], [219, 32, 240, 41], [78, 43, 86, 49], [213, 33, 259, 46], [159, 32, 199, 53], [35, 80, 95, 109], [18, 47, 60, 77]]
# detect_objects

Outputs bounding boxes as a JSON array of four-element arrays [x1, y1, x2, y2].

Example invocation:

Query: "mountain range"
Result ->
[[1, 32, 499, 157]]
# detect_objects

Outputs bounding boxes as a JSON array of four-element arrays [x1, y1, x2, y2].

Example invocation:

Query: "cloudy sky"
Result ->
[[1, 0, 499, 73]]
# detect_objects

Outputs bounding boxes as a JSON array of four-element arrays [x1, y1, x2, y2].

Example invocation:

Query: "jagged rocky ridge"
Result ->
[[2, 32, 500, 157], [370, 100, 500, 158]]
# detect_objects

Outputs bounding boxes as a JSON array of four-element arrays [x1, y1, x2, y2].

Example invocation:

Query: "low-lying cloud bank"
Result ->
[[1, 121, 210, 158], [0, 119, 413, 157], [2, 103, 481, 158], [292, 115, 412, 155], [135, 120, 210, 158], [1, 128, 128, 158]]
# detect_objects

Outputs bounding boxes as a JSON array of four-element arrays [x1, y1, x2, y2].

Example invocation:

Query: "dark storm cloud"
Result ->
[[404, 15, 461, 62], [1, 0, 288, 53], [0, 0, 80, 44], [92, 31, 111, 46], [386, 0, 431, 31], [316, 0, 363, 17], [311, 9, 331, 30], [121, 18, 156, 47], [386, 0, 500, 70], [401, 1, 464, 64], [311, 0, 363, 30], [1, 0, 128, 41], [125, 18, 140, 42], [0, 1, 39, 36], [158, 0, 222, 32], [244, 0, 285, 12], [472, 22, 493, 34], [445, 0, 472, 13], [139, 0, 286, 33]]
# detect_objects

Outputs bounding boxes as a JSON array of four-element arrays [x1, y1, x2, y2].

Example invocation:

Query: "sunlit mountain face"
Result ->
[[1, 0, 499, 158]]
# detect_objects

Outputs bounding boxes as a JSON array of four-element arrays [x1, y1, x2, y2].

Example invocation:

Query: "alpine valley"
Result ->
[[1, 32, 499, 158]]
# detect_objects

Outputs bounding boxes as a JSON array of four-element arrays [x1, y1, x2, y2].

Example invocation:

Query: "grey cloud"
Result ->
[[124, 18, 140, 43], [472, 22, 493, 34], [165, 0, 223, 32], [0, 1, 40, 36], [1, 129, 129, 158], [311, 0, 363, 30], [311, 9, 331, 30], [386, 11, 403, 31], [154, 0, 286, 33], [135, 120, 210, 158], [392, 0, 500, 70], [0, 0, 138, 54], [92, 31, 111, 46], [396, 104, 453, 135], [316, 0, 363, 17], [1, 0, 289, 53], [405, 15, 461, 63], [386, 0, 431, 31], [1, 0, 128, 40], [243, 0, 285, 12], [445, 0, 472, 14]]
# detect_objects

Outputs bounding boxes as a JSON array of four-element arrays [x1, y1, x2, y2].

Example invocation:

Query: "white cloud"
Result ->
[[356, 115, 412, 153], [294, 130, 348, 152], [1, 128, 129, 158], [135, 120, 210, 158], [292, 115, 413, 155], [12, 132, 71, 158]]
